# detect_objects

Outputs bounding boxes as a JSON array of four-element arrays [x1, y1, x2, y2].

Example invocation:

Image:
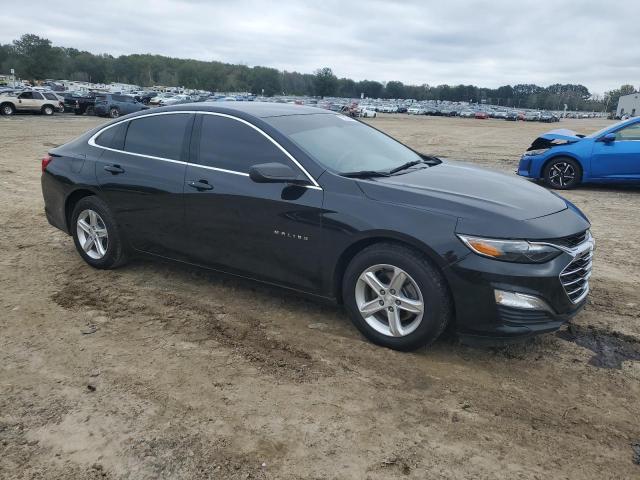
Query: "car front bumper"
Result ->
[[444, 237, 593, 344]]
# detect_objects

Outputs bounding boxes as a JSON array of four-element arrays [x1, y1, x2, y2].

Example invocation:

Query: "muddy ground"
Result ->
[[1, 113, 639, 479]]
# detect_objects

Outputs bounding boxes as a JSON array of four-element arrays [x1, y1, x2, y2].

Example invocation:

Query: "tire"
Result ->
[[543, 157, 582, 189], [109, 107, 120, 118], [86, 106, 95, 116], [71, 196, 128, 269], [42, 105, 55, 116], [342, 242, 452, 351], [1, 103, 15, 116]]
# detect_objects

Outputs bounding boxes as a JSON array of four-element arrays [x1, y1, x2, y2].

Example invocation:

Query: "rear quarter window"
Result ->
[[94, 122, 128, 150], [124, 114, 191, 160], [43, 93, 58, 101]]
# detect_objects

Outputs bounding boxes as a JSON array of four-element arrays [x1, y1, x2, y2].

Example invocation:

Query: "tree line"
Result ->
[[1, 34, 636, 111]]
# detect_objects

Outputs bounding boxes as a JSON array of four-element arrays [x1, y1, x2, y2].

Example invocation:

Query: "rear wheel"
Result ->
[[71, 196, 127, 269], [342, 243, 452, 351], [543, 157, 581, 189], [109, 107, 120, 118], [1, 103, 15, 116]]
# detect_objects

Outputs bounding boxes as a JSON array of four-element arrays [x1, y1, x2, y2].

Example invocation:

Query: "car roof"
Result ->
[[156, 101, 335, 118]]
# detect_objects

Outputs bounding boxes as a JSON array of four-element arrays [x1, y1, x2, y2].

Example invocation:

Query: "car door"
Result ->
[[94, 112, 194, 258], [16, 91, 37, 111], [591, 122, 640, 179], [183, 113, 324, 292]]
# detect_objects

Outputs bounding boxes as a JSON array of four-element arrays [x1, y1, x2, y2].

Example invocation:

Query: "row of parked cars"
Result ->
[[0, 86, 258, 118]]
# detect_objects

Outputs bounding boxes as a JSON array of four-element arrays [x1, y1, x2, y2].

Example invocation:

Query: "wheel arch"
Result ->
[[64, 188, 101, 232], [1, 101, 15, 111], [332, 232, 451, 304], [538, 153, 585, 180]]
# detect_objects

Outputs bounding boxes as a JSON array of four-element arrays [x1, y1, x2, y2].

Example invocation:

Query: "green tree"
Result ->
[[313, 67, 338, 97]]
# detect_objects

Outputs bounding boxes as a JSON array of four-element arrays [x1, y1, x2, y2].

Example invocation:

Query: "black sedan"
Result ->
[[41, 103, 593, 350]]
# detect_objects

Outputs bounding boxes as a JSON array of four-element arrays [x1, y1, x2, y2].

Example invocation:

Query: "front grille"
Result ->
[[560, 249, 592, 303], [550, 230, 589, 249]]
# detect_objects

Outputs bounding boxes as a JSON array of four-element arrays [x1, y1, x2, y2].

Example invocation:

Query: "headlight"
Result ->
[[457, 234, 562, 263], [524, 148, 549, 156]]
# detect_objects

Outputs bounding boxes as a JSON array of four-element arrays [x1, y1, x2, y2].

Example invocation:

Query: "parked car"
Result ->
[[158, 94, 193, 106], [517, 118, 640, 188], [63, 91, 97, 115], [41, 103, 593, 351], [134, 91, 157, 105], [505, 111, 519, 121], [149, 93, 174, 105], [0, 90, 63, 116], [407, 106, 425, 115], [93, 94, 148, 118], [474, 111, 488, 119], [358, 106, 377, 118], [525, 112, 541, 121], [540, 112, 560, 123], [459, 110, 475, 118]]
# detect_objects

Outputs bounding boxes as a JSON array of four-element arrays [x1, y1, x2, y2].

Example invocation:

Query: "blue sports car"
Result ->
[[517, 117, 640, 189]]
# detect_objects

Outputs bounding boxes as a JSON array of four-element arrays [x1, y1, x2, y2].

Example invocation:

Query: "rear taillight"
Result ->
[[42, 154, 53, 172]]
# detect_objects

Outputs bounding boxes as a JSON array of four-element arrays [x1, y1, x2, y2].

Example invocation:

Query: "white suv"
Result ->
[[0, 90, 64, 116]]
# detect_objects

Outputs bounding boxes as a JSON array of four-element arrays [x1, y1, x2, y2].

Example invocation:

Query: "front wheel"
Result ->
[[109, 107, 120, 118], [71, 196, 128, 269], [543, 157, 581, 189], [342, 243, 452, 351], [1, 103, 15, 116], [42, 105, 55, 116]]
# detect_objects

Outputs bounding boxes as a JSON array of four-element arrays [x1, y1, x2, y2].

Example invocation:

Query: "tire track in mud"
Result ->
[[51, 268, 333, 382]]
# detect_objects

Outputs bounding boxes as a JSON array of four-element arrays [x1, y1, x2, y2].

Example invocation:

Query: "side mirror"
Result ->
[[599, 133, 616, 143], [249, 162, 308, 185]]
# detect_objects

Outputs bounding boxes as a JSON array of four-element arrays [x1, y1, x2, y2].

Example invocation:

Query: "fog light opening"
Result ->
[[494, 289, 554, 313]]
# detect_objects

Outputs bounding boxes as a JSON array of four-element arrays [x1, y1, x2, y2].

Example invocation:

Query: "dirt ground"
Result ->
[[1, 112, 639, 479]]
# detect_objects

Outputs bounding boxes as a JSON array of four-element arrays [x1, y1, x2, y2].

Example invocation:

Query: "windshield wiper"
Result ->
[[341, 170, 391, 178], [388, 159, 425, 175]]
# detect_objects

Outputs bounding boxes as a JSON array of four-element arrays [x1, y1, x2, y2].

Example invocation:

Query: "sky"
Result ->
[[1, 0, 637, 95]]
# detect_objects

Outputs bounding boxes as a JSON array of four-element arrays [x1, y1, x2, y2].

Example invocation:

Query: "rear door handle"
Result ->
[[187, 180, 214, 191], [104, 164, 125, 174]]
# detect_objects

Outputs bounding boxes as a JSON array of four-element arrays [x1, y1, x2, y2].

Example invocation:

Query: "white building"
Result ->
[[616, 92, 640, 117]]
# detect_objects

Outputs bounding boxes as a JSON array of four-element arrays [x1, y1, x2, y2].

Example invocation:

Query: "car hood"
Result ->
[[355, 161, 586, 237], [527, 128, 584, 151]]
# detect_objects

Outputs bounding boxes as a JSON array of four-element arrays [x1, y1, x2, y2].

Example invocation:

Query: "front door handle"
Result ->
[[104, 164, 125, 174], [187, 179, 214, 191]]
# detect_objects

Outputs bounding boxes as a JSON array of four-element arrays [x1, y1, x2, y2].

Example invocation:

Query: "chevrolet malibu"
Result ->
[[41, 103, 594, 350]]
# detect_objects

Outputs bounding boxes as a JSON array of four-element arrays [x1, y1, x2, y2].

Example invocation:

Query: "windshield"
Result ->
[[587, 119, 633, 138], [266, 113, 422, 174]]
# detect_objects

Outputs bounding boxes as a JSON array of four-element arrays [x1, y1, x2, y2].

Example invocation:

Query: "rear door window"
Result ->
[[124, 113, 191, 160], [196, 114, 291, 173]]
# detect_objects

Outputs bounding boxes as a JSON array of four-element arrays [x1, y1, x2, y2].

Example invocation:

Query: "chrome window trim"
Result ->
[[87, 110, 322, 190]]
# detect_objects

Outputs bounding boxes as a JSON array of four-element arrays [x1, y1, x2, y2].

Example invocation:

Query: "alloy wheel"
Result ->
[[76, 209, 109, 260], [355, 264, 424, 337], [548, 162, 576, 187]]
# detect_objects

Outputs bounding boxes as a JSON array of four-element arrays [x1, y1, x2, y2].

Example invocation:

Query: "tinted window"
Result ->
[[95, 122, 128, 150], [615, 123, 640, 141], [19, 92, 33, 99], [32, 92, 44, 100], [124, 114, 191, 160], [43, 93, 58, 100], [197, 114, 289, 173]]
